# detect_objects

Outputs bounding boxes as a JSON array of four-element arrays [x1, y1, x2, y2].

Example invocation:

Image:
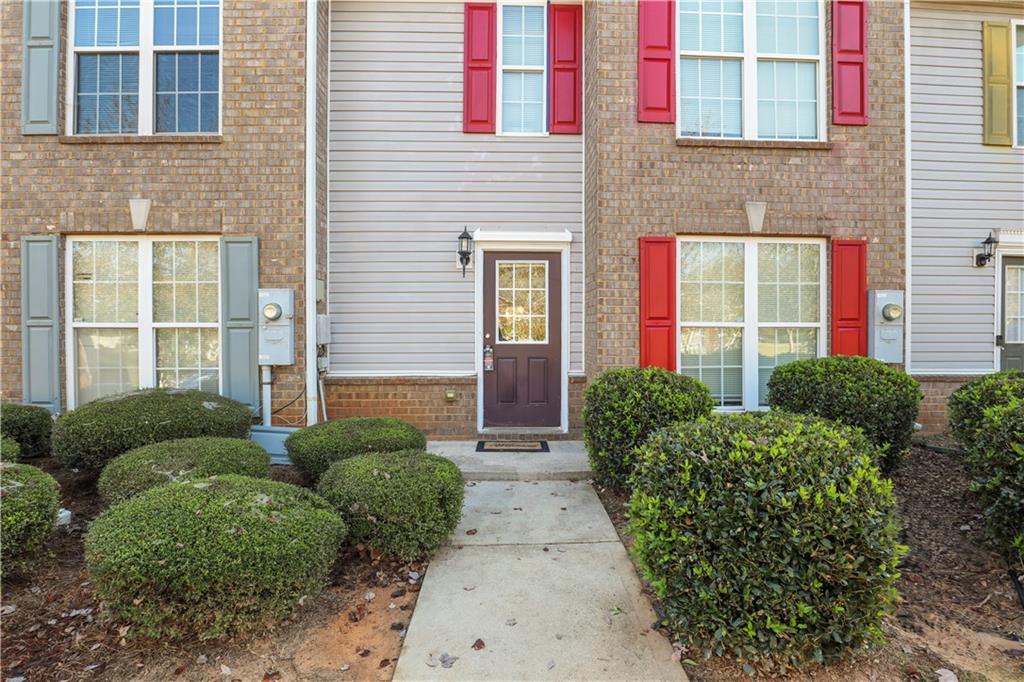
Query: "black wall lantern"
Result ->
[[975, 231, 999, 267], [457, 227, 474, 277]]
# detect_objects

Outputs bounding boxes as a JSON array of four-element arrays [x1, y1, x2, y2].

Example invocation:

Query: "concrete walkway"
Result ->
[[425, 440, 590, 481], [394, 444, 687, 681]]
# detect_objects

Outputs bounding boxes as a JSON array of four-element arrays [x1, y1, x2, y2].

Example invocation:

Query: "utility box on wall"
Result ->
[[868, 290, 905, 364], [258, 289, 295, 365]]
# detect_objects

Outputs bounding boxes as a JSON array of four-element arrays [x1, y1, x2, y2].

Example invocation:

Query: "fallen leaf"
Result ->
[[426, 655, 439, 668], [472, 638, 485, 650], [358, 649, 371, 657], [466, 529, 478, 536], [506, 618, 517, 626], [463, 585, 476, 591], [379, 659, 392, 669], [262, 672, 281, 681], [440, 653, 458, 668], [220, 664, 233, 676], [174, 665, 186, 675]]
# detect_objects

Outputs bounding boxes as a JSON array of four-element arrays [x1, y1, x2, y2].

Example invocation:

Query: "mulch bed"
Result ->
[[596, 444, 1024, 681], [1, 460, 425, 682]]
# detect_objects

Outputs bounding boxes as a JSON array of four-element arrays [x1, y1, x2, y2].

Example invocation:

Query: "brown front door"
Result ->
[[482, 252, 562, 428]]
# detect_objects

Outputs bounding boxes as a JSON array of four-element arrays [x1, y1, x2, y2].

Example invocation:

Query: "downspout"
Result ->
[[903, 0, 912, 374], [304, 0, 320, 425]]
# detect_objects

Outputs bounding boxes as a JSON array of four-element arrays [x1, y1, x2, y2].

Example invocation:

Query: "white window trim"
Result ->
[[1013, 19, 1023, 150], [675, 0, 827, 142], [64, 235, 222, 409], [675, 235, 828, 411], [64, 0, 223, 136], [496, 0, 549, 137], [494, 259, 550, 344]]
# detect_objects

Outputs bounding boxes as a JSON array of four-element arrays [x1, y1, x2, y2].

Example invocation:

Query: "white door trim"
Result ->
[[472, 231, 572, 434]]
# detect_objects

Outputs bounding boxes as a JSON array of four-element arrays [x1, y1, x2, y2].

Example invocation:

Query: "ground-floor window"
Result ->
[[677, 237, 826, 410], [67, 236, 220, 407]]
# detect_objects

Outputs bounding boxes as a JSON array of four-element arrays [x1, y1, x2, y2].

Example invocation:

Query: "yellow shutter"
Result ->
[[982, 21, 1013, 146]]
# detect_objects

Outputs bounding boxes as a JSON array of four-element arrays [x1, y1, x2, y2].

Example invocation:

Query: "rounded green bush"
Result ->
[[1, 436, 21, 463], [629, 412, 904, 670], [84, 475, 346, 640], [285, 417, 427, 481], [1, 462, 61, 578], [98, 437, 271, 505], [949, 370, 1024, 452], [317, 450, 463, 561], [1, 403, 53, 458], [53, 389, 253, 470], [583, 367, 714, 490], [767, 356, 922, 470]]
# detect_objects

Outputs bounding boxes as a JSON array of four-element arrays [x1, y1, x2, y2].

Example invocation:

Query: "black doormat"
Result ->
[[476, 440, 550, 453]]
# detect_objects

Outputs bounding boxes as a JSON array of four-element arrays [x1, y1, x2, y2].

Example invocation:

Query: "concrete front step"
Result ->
[[426, 440, 591, 481]]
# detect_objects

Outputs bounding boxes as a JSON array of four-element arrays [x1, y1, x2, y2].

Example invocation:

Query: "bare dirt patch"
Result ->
[[1, 460, 424, 682], [596, 445, 1024, 681]]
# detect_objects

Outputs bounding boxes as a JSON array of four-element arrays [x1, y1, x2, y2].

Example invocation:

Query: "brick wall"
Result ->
[[917, 376, 971, 434], [1, 0, 316, 425], [323, 377, 586, 440], [582, 0, 906, 374]]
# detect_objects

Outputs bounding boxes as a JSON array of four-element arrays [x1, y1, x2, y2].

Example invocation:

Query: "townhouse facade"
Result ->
[[3, 0, 1021, 440], [906, 0, 1024, 430]]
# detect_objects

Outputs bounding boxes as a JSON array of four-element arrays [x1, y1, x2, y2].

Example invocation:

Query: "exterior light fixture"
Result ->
[[975, 231, 998, 267], [129, 198, 151, 231], [457, 227, 474, 277]]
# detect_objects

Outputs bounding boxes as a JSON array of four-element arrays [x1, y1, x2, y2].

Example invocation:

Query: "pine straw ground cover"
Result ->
[[0, 460, 428, 682], [597, 443, 1024, 682]]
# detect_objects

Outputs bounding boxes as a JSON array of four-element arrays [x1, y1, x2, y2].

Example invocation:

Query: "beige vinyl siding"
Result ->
[[910, 2, 1024, 374], [327, 1, 584, 376]]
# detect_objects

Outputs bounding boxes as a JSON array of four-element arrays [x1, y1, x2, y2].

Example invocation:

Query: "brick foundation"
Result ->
[[323, 376, 586, 439], [915, 376, 975, 434]]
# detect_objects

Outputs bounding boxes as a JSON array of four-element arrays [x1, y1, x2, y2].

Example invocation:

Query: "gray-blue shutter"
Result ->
[[21, 236, 61, 413], [220, 237, 259, 412], [21, 0, 60, 135]]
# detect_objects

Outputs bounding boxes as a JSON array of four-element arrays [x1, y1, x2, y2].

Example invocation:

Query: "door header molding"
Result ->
[[472, 229, 573, 245]]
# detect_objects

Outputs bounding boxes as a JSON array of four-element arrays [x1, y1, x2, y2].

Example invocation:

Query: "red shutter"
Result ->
[[463, 3, 497, 133], [831, 240, 868, 356], [832, 0, 868, 125], [639, 237, 676, 370], [548, 3, 582, 134], [637, 0, 675, 123]]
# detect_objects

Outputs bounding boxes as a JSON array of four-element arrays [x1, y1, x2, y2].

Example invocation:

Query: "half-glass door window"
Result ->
[[677, 238, 825, 409], [69, 238, 220, 407], [496, 261, 548, 342]]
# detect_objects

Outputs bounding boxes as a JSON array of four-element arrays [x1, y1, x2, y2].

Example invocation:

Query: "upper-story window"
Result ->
[[678, 0, 824, 141], [1016, 24, 1023, 146], [499, 3, 546, 134], [68, 0, 221, 135]]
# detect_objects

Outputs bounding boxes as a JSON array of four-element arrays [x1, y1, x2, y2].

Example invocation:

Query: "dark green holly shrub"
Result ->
[[98, 437, 271, 505], [285, 417, 427, 481], [0, 436, 20, 463], [959, 394, 1024, 569], [84, 475, 346, 640], [629, 412, 904, 670], [1, 462, 61, 578], [767, 356, 922, 470], [583, 367, 714, 490], [949, 371, 1024, 452], [1, 403, 53, 458], [317, 450, 463, 561], [53, 389, 253, 470]]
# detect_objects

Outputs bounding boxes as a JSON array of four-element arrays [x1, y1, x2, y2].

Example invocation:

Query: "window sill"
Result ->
[[675, 137, 833, 151], [59, 134, 223, 145]]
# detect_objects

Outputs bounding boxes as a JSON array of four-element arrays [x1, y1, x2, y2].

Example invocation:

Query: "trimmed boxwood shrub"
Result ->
[[317, 450, 463, 561], [629, 412, 904, 670], [84, 475, 346, 640], [1, 462, 61, 578], [968, 398, 1024, 568], [285, 417, 427, 481], [1, 403, 53, 458], [1, 436, 20, 463], [53, 389, 253, 470], [949, 370, 1024, 452], [767, 356, 922, 470], [98, 437, 271, 505], [583, 367, 714, 490]]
